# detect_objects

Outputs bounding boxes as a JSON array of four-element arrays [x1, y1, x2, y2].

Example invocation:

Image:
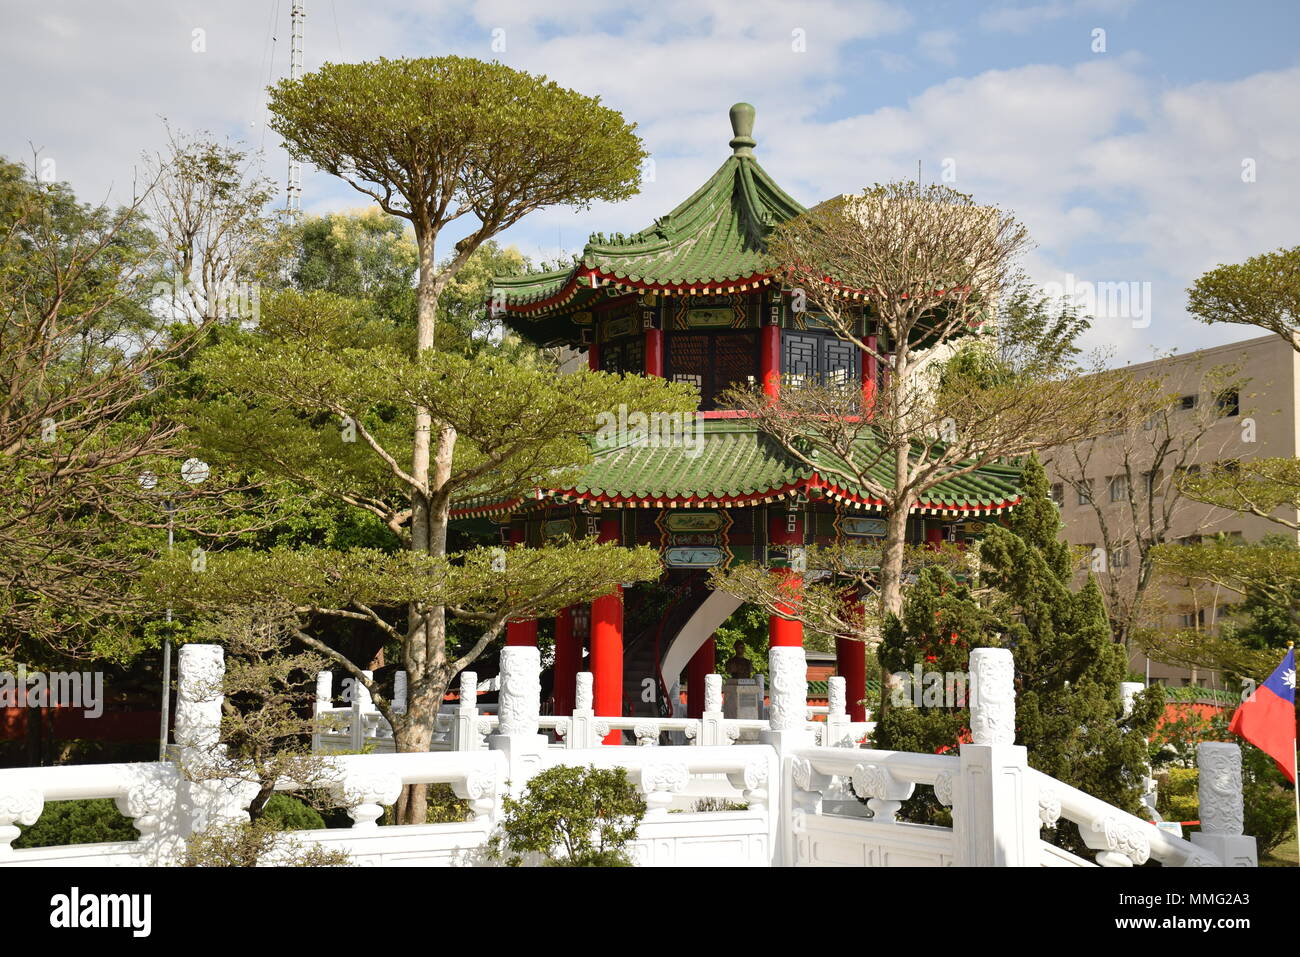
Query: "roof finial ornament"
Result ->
[[729, 102, 757, 156]]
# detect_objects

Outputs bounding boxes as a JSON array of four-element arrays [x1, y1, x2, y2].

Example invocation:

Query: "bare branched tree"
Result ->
[[1043, 361, 1247, 645], [734, 183, 1143, 617]]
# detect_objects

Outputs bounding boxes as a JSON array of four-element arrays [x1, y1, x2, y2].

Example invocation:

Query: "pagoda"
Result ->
[[467, 104, 1022, 735]]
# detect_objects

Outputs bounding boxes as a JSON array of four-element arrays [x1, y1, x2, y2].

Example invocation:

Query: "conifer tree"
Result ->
[[979, 455, 1161, 824], [874, 456, 1160, 837]]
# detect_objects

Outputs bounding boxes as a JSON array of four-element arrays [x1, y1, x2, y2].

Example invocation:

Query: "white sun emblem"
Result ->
[[1283, 668, 1296, 690]]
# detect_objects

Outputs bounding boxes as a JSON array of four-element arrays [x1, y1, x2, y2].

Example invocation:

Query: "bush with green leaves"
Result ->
[[491, 765, 646, 867], [14, 798, 137, 849]]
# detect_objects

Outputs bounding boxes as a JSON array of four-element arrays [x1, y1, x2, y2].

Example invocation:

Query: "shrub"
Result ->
[[262, 793, 326, 831], [14, 798, 137, 849], [491, 764, 646, 867], [183, 818, 352, 866]]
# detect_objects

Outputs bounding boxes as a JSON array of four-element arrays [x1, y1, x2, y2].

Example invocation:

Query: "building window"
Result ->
[[1178, 394, 1198, 411], [1109, 545, 1130, 569], [1178, 534, 1204, 546], [1215, 388, 1240, 417], [1050, 483, 1065, 507], [1108, 474, 1128, 503], [1180, 608, 1207, 629], [1077, 480, 1093, 506], [1141, 469, 1162, 496]]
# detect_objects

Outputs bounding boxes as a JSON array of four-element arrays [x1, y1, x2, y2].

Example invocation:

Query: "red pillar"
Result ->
[[925, 524, 944, 549], [552, 606, 580, 715], [590, 515, 624, 743], [505, 525, 537, 646], [761, 324, 781, 399], [767, 507, 804, 648], [588, 339, 601, 371], [836, 596, 868, 722], [686, 637, 716, 719], [644, 326, 664, 377], [861, 333, 878, 418]]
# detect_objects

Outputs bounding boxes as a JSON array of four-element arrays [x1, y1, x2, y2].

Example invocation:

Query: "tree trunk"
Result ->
[[879, 439, 913, 619]]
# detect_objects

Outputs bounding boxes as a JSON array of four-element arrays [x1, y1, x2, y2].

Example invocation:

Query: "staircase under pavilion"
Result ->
[[457, 103, 1023, 738]]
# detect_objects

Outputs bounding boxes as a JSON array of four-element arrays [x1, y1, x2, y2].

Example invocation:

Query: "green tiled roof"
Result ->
[[495, 103, 805, 319], [452, 418, 1022, 517]]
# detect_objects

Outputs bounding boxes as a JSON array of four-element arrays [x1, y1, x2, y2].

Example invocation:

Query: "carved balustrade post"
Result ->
[[567, 672, 598, 750], [953, 647, 1037, 866], [488, 646, 547, 794], [1191, 742, 1257, 867], [696, 673, 735, 747], [454, 671, 487, 752], [823, 676, 853, 748]]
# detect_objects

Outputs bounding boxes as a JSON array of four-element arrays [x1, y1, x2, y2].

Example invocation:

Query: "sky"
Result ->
[[2, 0, 1298, 363]]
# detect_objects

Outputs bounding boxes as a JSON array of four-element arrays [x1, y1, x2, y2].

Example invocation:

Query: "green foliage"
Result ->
[[268, 55, 645, 235], [712, 604, 770, 677], [876, 457, 1161, 842], [14, 798, 137, 849], [492, 765, 646, 867], [981, 456, 1160, 829], [1187, 245, 1300, 348], [262, 793, 327, 831], [1155, 767, 1199, 824]]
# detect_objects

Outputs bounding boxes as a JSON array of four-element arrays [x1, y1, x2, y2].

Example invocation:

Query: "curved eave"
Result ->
[[451, 477, 1021, 520]]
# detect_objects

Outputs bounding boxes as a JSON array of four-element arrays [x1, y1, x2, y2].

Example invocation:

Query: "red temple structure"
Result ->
[[461, 104, 1022, 733]]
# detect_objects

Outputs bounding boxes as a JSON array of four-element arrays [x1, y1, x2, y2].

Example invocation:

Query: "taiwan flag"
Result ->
[[1228, 647, 1297, 783]]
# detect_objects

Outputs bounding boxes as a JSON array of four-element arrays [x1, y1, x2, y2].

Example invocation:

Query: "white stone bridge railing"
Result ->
[[0, 645, 1258, 867], [314, 669, 871, 754]]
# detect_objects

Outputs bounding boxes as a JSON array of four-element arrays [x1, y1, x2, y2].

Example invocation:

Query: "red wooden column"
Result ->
[[925, 525, 944, 549], [836, 596, 868, 722], [588, 339, 601, 371], [644, 326, 664, 377], [686, 637, 716, 719], [767, 506, 804, 648], [590, 514, 624, 743], [505, 525, 537, 647], [761, 324, 781, 399], [552, 606, 580, 715], [861, 333, 878, 417]]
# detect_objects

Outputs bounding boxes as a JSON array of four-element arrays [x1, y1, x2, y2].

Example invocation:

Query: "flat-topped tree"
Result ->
[[268, 55, 644, 561], [266, 58, 649, 754]]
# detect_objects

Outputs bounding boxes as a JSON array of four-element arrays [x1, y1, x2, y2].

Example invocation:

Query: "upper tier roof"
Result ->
[[495, 103, 805, 320]]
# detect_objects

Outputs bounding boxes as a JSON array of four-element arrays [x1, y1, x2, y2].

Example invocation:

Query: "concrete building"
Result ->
[[1042, 332, 1300, 686]]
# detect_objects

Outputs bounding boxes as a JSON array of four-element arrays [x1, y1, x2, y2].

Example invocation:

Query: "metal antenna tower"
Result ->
[[286, 1, 305, 215]]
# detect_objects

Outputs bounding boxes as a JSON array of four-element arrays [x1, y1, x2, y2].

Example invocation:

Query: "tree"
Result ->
[[0, 156, 184, 665], [978, 456, 1161, 835], [874, 457, 1161, 846], [1188, 245, 1300, 351], [1143, 536, 1300, 679], [152, 286, 693, 822], [285, 207, 419, 331], [490, 764, 646, 866], [142, 126, 279, 326], [1043, 359, 1247, 645], [742, 185, 1139, 618], [267, 60, 649, 789]]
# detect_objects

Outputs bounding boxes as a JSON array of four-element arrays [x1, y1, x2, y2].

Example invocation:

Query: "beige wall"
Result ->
[[1042, 334, 1300, 685]]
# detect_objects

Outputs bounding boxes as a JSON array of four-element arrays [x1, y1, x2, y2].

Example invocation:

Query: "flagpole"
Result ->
[[1291, 642, 1299, 866]]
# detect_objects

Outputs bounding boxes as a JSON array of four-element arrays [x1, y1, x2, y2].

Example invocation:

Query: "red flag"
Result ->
[[1228, 647, 1297, 783]]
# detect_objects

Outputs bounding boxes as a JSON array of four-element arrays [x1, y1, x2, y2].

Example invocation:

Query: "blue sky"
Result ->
[[3, 0, 1297, 362]]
